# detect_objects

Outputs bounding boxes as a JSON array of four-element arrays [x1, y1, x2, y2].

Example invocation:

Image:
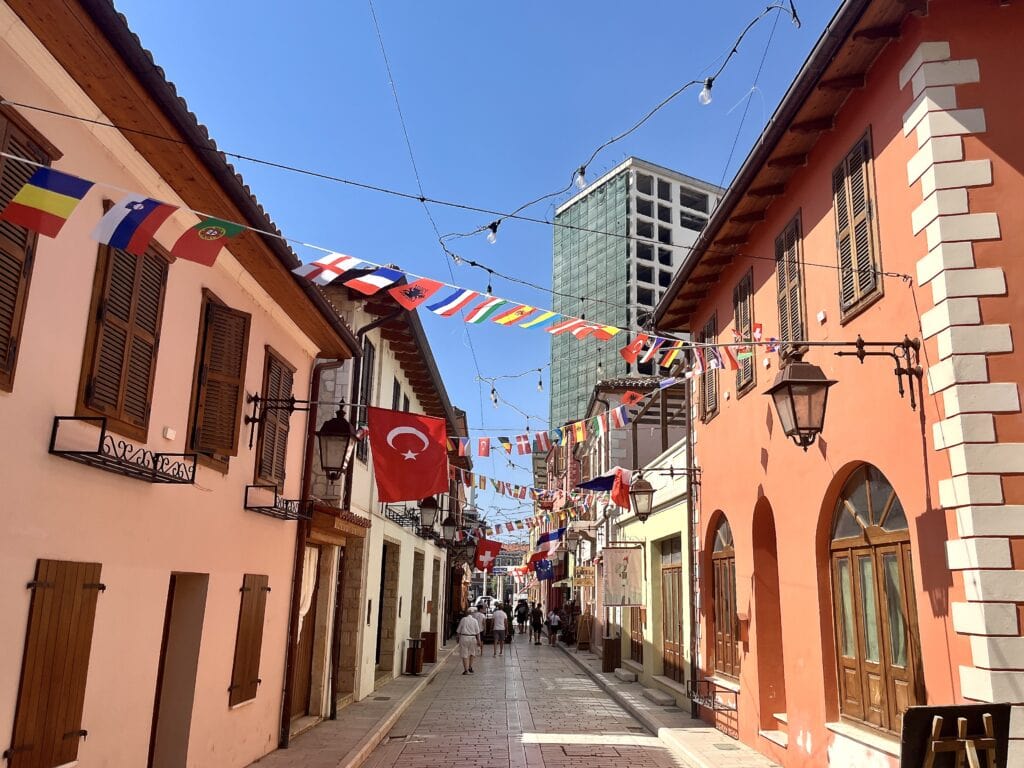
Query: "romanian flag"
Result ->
[[0, 167, 93, 238]]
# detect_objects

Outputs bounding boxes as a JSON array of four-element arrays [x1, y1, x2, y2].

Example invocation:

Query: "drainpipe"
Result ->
[[683, 379, 699, 718], [280, 357, 345, 748]]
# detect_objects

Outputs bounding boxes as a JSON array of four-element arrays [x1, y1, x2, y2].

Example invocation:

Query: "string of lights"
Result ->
[[442, 1, 801, 246]]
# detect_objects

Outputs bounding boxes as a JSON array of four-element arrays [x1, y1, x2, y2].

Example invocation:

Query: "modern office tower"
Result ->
[[549, 157, 723, 427]]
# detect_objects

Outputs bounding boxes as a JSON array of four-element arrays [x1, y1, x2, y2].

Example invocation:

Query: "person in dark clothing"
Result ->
[[515, 599, 529, 634], [529, 603, 544, 645]]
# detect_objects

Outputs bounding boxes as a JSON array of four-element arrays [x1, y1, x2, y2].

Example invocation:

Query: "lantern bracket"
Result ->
[[832, 335, 923, 410]]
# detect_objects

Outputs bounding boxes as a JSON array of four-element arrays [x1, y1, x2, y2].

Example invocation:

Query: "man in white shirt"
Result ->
[[491, 604, 509, 657], [547, 608, 561, 646], [455, 610, 481, 674]]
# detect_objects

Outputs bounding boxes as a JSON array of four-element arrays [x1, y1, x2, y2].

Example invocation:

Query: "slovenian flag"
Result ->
[[91, 196, 177, 255], [0, 166, 93, 238], [427, 288, 478, 317], [343, 266, 404, 296]]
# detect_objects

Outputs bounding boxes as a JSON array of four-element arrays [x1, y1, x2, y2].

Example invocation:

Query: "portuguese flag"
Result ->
[[171, 217, 244, 267]]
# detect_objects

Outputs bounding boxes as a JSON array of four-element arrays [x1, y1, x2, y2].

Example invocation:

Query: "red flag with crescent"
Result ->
[[367, 406, 449, 502]]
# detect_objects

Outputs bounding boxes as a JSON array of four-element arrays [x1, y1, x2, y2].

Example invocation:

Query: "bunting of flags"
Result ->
[[0, 154, 786, 370]]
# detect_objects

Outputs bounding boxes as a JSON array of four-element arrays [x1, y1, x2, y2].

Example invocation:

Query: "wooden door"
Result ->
[[713, 555, 739, 678], [291, 551, 320, 719], [629, 606, 644, 664], [661, 565, 684, 682], [853, 550, 887, 729]]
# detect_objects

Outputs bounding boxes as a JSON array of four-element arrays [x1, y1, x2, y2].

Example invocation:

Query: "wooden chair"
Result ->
[[922, 713, 997, 768]]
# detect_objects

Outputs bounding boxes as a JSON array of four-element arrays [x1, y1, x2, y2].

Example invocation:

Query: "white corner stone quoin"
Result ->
[[901, 41, 1022, 736]]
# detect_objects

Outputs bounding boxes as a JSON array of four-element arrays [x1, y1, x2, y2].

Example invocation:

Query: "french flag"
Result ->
[[91, 195, 177, 256], [343, 267, 404, 296], [427, 288, 478, 317]]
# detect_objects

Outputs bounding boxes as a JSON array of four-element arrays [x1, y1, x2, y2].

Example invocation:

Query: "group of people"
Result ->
[[455, 599, 568, 673]]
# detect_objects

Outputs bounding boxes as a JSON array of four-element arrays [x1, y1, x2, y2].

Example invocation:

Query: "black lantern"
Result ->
[[764, 357, 837, 451], [628, 473, 655, 523], [318, 410, 354, 482], [462, 538, 477, 562], [419, 496, 439, 529], [441, 514, 457, 541]]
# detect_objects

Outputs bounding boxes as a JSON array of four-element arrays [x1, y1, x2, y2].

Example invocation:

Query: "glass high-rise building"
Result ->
[[549, 158, 723, 427]]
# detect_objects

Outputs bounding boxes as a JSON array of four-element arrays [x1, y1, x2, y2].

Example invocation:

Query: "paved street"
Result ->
[[361, 633, 689, 768]]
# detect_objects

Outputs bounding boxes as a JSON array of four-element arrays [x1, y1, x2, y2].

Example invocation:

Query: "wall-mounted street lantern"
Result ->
[[629, 473, 655, 523], [763, 356, 836, 451], [764, 336, 922, 451], [419, 496, 439, 530], [246, 396, 355, 482], [441, 514, 457, 542], [317, 410, 355, 482]]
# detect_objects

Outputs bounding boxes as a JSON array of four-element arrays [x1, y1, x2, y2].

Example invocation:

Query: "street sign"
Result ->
[[491, 566, 509, 575]]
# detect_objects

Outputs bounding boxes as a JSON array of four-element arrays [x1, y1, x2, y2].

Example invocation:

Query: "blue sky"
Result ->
[[116, 0, 841, 538]]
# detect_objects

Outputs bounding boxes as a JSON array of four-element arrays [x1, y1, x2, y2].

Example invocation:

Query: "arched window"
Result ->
[[711, 517, 740, 678], [830, 465, 921, 732]]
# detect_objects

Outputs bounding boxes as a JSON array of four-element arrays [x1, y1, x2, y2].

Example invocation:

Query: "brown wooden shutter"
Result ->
[[733, 271, 754, 391], [775, 215, 804, 354], [83, 247, 167, 431], [229, 574, 269, 706], [0, 122, 49, 391], [834, 136, 879, 313], [255, 350, 294, 488], [700, 315, 717, 421], [193, 300, 251, 456], [8, 559, 103, 768]]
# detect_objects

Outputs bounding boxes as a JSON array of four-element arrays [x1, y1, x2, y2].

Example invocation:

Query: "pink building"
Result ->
[[0, 2, 359, 766]]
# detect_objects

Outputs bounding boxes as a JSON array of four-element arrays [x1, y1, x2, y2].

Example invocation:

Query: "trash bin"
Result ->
[[421, 631, 437, 664], [601, 636, 621, 673], [404, 637, 424, 675]]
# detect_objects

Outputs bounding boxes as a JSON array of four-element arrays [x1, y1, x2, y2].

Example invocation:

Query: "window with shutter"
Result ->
[[228, 573, 270, 706], [0, 117, 52, 392], [77, 243, 168, 441], [8, 559, 103, 767], [355, 338, 375, 463], [254, 348, 295, 489], [187, 293, 251, 464], [833, 133, 882, 318], [775, 214, 806, 357], [733, 270, 755, 395], [699, 314, 718, 422]]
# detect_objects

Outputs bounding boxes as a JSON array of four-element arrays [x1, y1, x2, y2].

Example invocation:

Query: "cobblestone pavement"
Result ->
[[361, 632, 691, 768]]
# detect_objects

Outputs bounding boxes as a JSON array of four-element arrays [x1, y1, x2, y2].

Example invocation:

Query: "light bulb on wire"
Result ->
[[574, 166, 587, 190], [699, 78, 714, 106], [486, 221, 499, 244]]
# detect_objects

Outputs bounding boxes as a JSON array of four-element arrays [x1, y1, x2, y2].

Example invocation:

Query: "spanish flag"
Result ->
[[0, 167, 94, 238]]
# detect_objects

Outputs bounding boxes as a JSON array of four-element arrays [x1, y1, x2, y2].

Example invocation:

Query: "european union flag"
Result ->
[[535, 559, 554, 581]]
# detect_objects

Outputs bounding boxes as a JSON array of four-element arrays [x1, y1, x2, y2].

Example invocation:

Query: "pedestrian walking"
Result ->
[[515, 599, 529, 634], [455, 610, 481, 674], [547, 607, 561, 645], [530, 603, 544, 645], [491, 603, 508, 656]]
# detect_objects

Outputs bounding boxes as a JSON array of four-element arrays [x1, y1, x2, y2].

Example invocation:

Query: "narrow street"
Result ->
[[361, 635, 687, 768]]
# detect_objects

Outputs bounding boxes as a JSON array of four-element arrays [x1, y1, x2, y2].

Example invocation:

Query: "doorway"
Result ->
[[410, 551, 425, 639], [149, 573, 209, 768], [660, 537, 684, 683], [375, 542, 400, 672], [753, 499, 788, 731], [430, 558, 441, 633], [291, 545, 321, 719]]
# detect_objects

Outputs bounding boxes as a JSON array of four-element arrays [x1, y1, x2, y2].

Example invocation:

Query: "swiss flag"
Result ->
[[367, 407, 448, 502], [612, 467, 631, 509], [475, 538, 502, 572]]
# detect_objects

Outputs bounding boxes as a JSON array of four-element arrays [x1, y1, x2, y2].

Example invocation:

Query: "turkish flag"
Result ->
[[619, 334, 650, 364], [612, 467, 631, 509], [367, 406, 449, 502], [475, 538, 502, 572]]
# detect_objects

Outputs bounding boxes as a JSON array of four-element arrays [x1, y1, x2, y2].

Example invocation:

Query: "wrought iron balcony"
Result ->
[[49, 416, 196, 484], [244, 484, 311, 521]]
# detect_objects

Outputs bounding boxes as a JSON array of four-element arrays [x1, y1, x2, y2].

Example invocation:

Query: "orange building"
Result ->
[[654, 1, 1024, 766]]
